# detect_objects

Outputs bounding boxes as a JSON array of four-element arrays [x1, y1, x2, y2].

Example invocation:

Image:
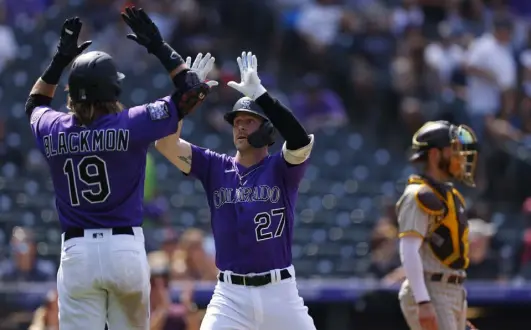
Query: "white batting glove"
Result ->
[[227, 51, 267, 100], [185, 52, 219, 88]]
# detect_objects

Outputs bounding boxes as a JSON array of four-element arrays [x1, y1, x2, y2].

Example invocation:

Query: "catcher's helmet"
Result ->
[[224, 97, 275, 148], [67, 51, 125, 103], [410, 120, 479, 186]]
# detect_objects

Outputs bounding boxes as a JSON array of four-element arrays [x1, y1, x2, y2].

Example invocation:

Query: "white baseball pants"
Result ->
[[200, 265, 316, 330], [57, 227, 150, 330]]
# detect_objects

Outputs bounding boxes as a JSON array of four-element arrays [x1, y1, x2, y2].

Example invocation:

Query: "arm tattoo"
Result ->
[[178, 155, 192, 165]]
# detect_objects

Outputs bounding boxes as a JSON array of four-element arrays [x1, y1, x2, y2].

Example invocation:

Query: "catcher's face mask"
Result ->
[[447, 124, 478, 187]]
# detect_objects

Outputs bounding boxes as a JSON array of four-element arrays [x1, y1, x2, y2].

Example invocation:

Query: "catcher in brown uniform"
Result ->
[[396, 121, 479, 330]]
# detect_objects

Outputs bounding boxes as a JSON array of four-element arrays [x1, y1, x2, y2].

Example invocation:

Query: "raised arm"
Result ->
[[26, 17, 92, 118], [227, 52, 314, 165], [121, 8, 217, 144], [121, 7, 212, 119], [155, 121, 193, 174], [122, 7, 187, 81], [155, 52, 218, 174]]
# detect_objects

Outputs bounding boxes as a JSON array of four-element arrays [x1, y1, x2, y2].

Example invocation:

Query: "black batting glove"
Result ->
[[56, 17, 92, 64], [121, 6, 184, 73], [42, 17, 92, 85], [121, 6, 163, 53]]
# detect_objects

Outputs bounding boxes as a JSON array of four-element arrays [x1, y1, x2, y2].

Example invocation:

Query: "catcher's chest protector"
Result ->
[[407, 175, 470, 270]]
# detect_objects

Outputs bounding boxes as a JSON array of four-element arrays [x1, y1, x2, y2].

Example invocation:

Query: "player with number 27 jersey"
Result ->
[[190, 143, 307, 273], [156, 51, 316, 330]]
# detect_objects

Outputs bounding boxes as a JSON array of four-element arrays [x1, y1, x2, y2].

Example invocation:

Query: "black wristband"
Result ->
[[417, 301, 431, 305], [25, 94, 53, 118], [172, 68, 191, 89], [41, 54, 71, 85], [151, 42, 185, 73]]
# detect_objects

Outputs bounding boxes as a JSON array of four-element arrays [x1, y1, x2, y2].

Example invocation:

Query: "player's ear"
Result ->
[[441, 146, 454, 160]]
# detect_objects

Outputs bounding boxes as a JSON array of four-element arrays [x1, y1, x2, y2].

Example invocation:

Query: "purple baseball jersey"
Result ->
[[188, 145, 309, 273], [29, 96, 180, 232]]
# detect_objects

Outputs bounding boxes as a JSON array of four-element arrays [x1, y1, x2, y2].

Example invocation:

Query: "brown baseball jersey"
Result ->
[[396, 175, 468, 330]]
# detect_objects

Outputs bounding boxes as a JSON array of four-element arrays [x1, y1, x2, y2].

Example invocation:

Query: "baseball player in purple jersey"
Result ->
[[26, 8, 211, 330], [156, 52, 316, 329]]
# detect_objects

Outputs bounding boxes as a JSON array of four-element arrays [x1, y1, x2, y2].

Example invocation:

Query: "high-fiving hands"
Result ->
[[185, 53, 218, 88], [121, 6, 213, 116], [121, 6, 164, 53], [56, 17, 92, 62], [227, 51, 267, 100], [40, 16, 92, 87]]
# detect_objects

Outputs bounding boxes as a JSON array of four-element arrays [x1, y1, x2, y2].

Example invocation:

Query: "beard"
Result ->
[[437, 156, 452, 178], [235, 138, 252, 152]]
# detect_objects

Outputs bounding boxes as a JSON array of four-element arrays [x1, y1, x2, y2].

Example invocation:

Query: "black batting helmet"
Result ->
[[224, 97, 275, 148], [67, 51, 125, 103], [410, 120, 479, 186]]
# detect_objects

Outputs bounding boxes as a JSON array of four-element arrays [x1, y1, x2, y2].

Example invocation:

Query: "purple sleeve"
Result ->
[[188, 144, 224, 187], [29, 106, 64, 153], [125, 96, 181, 145], [30, 106, 62, 135], [273, 152, 310, 188]]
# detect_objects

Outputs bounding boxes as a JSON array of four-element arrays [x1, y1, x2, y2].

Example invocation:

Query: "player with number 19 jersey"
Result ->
[[30, 97, 178, 232], [26, 9, 212, 330]]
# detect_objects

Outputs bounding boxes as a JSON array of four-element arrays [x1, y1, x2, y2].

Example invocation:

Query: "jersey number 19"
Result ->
[[63, 155, 111, 206]]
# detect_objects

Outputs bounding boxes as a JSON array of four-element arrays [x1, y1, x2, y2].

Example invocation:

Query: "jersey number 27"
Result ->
[[254, 208, 286, 242], [63, 156, 111, 206]]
